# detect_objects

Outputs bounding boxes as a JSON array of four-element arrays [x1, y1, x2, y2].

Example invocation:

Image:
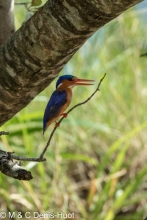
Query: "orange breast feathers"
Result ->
[[43, 87, 72, 134]]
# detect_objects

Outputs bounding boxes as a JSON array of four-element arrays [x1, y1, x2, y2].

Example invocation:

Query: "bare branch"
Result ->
[[0, 131, 9, 136], [0, 0, 142, 126], [11, 154, 46, 162]]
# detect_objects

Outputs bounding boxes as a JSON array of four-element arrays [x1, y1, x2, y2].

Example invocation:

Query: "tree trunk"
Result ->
[[0, 0, 142, 126], [0, 0, 15, 45]]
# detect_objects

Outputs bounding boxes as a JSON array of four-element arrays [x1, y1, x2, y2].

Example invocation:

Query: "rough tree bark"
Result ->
[[0, 133, 33, 180], [0, 150, 33, 180], [0, 0, 15, 45], [0, 0, 142, 126]]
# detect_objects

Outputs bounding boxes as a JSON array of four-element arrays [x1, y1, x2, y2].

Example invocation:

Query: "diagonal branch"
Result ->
[[0, 0, 142, 126]]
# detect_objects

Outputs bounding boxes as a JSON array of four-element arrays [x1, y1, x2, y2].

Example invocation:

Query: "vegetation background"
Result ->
[[1, 0, 147, 219]]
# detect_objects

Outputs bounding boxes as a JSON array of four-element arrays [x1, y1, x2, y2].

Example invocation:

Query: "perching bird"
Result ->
[[43, 75, 94, 134]]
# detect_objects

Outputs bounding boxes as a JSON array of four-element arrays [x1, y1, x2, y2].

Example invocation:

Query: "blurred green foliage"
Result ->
[[1, 1, 147, 220]]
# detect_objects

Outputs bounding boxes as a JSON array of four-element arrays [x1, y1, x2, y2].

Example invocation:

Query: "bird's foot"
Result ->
[[55, 122, 60, 127], [60, 113, 68, 118]]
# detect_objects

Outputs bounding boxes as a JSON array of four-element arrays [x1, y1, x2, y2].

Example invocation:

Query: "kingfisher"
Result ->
[[43, 75, 94, 134]]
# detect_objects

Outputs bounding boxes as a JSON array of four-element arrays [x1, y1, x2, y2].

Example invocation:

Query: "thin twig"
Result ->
[[0, 150, 46, 162], [39, 73, 106, 160], [11, 154, 46, 162], [0, 131, 9, 136]]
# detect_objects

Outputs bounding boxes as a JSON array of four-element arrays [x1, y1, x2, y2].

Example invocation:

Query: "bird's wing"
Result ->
[[43, 90, 67, 123]]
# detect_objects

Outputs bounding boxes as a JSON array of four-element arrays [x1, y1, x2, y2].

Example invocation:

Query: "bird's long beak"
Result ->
[[74, 78, 95, 86]]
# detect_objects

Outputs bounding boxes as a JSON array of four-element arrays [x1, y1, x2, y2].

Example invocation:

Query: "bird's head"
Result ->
[[56, 75, 94, 89]]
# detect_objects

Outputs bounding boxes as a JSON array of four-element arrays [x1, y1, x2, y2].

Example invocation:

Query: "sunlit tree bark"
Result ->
[[0, 0, 142, 126]]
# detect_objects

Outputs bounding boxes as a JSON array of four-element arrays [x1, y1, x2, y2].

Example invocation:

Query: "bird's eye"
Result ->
[[68, 78, 73, 81]]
